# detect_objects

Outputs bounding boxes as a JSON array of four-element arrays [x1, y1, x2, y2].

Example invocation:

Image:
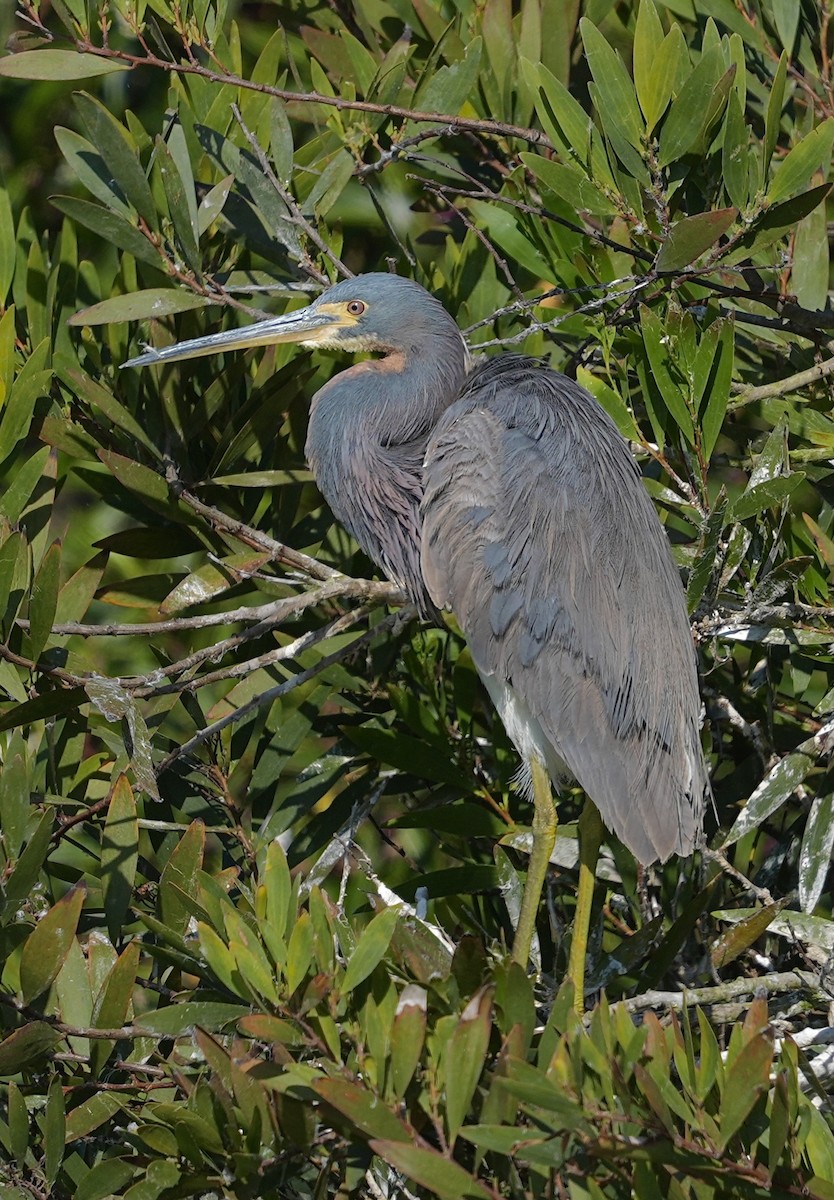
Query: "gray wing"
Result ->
[[421, 356, 707, 864]]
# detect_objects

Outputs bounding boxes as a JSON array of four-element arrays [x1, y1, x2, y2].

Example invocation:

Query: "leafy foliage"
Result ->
[[1, 0, 834, 1195]]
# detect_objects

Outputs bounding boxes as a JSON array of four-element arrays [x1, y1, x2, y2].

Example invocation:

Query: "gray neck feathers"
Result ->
[[305, 327, 467, 608]]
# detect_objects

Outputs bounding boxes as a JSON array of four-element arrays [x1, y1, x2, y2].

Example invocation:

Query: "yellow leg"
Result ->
[[567, 800, 604, 1016], [512, 757, 557, 968]]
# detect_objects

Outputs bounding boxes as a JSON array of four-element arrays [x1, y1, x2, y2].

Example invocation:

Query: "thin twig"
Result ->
[[231, 103, 352, 284], [730, 354, 834, 410], [157, 606, 416, 772], [617, 971, 813, 1014]]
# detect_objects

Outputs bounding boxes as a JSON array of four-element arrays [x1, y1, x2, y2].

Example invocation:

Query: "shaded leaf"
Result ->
[[20, 884, 86, 1003]]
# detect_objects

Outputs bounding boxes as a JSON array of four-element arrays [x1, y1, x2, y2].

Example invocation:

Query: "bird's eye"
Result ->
[[346, 300, 366, 316]]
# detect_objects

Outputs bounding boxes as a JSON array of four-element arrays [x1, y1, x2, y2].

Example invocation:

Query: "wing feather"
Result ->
[[421, 356, 707, 864]]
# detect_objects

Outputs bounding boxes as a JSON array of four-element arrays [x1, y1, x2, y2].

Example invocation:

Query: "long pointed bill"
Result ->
[[121, 303, 339, 369]]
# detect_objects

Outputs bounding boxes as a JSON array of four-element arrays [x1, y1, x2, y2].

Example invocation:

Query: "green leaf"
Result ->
[[155, 134, 201, 275], [722, 90, 750, 211], [0, 735, 29, 861], [160, 820, 205, 936], [0, 687, 87, 734], [445, 986, 494, 1144], [101, 774, 138, 943], [655, 208, 736, 271], [2, 812, 54, 924], [28, 539, 62, 662], [73, 93, 156, 228], [197, 173, 235, 236], [369, 1140, 492, 1200], [341, 905, 401, 993], [636, 10, 682, 132], [658, 48, 724, 166], [580, 18, 644, 151], [792, 195, 830, 311], [799, 792, 834, 914], [731, 474, 805, 520], [724, 750, 815, 846], [20, 884, 86, 1003], [159, 551, 270, 615], [51, 196, 161, 268], [64, 1092, 125, 1142], [390, 984, 427, 1100], [313, 1078, 410, 1142], [711, 901, 786, 969], [43, 1075, 66, 1187], [70, 289, 212, 325], [348, 725, 474, 790], [718, 1032, 773, 1150], [700, 316, 734, 460], [763, 51, 788, 183], [639, 305, 694, 444], [138, 1002, 251, 1035], [0, 50, 130, 79], [304, 150, 354, 219], [90, 940, 141, 1076], [0, 1023, 62, 1076], [418, 37, 483, 115], [520, 153, 616, 217], [772, 0, 800, 54], [55, 126, 132, 217], [767, 119, 834, 205]]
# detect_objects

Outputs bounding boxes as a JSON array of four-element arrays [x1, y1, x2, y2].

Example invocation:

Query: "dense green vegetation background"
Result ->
[[1, 0, 834, 1195]]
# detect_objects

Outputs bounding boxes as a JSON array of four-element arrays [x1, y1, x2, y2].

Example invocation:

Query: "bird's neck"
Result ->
[[305, 343, 467, 608]]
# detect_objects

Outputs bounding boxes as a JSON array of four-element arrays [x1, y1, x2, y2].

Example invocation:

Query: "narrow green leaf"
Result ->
[[70, 289, 211, 326], [160, 820, 205, 936], [20, 884, 86, 1003], [580, 18, 644, 151], [55, 126, 131, 217], [417, 37, 483, 116], [722, 90, 750, 211], [724, 750, 815, 845], [731, 474, 805, 520], [155, 135, 200, 274], [712, 901, 786, 969], [767, 119, 834, 205], [638, 18, 683, 133], [2, 811, 54, 923], [799, 792, 834, 915], [700, 317, 734, 461], [63, 1093, 125, 1142], [369, 1139, 492, 1200], [658, 48, 724, 166], [90, 941, 141, 1076], [0, 736, 28, 861], [314, 1078, 411, 1142], [390, 984, 427, 1100], [0, 186, 15, 303], [138, 1002, 251, 1036], [28, 539, 62, 662], [763, 51, 788, 183], [639, 306, 694, 444], [51, 196, 160, 268], [43, 1075, 66, 1187], [101, 774, 138, 943], [656, 207, 737, 271], [718, 1032, 773, 1149], [8, 1080, 28, 1163], [74, 93, 156, 228], [285, 910, 314, 996], [0, 50, 130, 79], [159, 551, 270, 615], [341, 905, 401, 994], [445, 986, 494, 1144], [520, 153, 615, 217], [0, 1023, 62, 1076]]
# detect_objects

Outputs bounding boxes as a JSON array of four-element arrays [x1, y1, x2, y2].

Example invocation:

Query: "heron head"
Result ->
[[122, 273, 460, 369]]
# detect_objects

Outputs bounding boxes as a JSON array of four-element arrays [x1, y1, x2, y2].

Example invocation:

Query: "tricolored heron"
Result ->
[[124, 273, 709, 1006]]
